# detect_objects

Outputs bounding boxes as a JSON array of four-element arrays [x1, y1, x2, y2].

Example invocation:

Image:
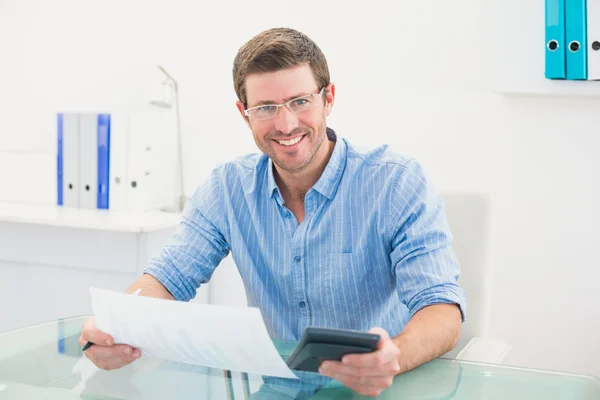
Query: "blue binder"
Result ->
[[57, 114, 64, 205], [565, 0, 588, 79], [545, 0, 567, 79], [97, 114, 111, 209]]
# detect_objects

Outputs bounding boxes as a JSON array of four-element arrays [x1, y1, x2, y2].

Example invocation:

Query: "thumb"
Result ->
[[368, 327, 389, 349]]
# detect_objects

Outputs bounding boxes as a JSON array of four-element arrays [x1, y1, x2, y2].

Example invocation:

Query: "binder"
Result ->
[[58, 113, 80, 207], [78, 113, 99, 209], [588, 0, 600, 79], [57, 114, 63, 206], [545, 0, 567, 79], [565, 0, 588, 80], [126, 110, 158, 212], [108, 112, 130, 212], [108, 109, 172, 212], [97, 114, 111, 209]]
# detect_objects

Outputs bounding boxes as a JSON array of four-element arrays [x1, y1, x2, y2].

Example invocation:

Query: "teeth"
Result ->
[[278, 136, 302, 146]]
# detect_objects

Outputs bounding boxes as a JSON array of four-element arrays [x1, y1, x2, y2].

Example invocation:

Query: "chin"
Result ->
[[274, 159, 309, 173]]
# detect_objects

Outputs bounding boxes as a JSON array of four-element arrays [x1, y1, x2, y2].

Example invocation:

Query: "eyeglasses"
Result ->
[[244, 87, 325, 121]]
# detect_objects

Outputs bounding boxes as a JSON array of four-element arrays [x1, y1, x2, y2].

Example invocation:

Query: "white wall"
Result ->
[[1, 0, 599, 377]]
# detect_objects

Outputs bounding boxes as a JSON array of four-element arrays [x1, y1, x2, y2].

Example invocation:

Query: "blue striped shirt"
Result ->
[[145, 132, 466, 342]]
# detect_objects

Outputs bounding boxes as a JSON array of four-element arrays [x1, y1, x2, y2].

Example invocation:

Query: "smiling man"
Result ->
[[80, 28, 466, 397]]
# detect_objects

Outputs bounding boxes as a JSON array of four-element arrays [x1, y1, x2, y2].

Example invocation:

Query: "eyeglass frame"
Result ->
[[243, 87, 326, 120]]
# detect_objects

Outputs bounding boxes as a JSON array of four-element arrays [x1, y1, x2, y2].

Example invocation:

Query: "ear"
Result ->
[[323, 82, 335, 117], [236, 100, 251, 127]]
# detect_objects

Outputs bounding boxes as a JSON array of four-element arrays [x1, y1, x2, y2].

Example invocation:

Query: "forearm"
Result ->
[[124, 273, 175, 300], [392, 303, 462, 374]]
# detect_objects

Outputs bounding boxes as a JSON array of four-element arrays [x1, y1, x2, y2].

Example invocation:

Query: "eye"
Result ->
[[293, 99, 309, 106], [258, 105, 276, 112]]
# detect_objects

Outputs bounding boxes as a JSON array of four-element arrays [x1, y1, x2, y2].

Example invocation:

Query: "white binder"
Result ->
[[101, 106, 175, 212], [589, 0, 600, 80], [61, 114, 80, 207], [78, 113, 99, 209], [126, 110, 162, 212], [108, 113, 130, 212]]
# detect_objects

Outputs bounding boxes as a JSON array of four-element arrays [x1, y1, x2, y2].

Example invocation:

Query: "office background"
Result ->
[[0, 0, 599, 379]]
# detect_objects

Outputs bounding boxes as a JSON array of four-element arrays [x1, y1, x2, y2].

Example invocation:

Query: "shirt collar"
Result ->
[[267, 128, 346, 201], [267, 157, 279, 199]]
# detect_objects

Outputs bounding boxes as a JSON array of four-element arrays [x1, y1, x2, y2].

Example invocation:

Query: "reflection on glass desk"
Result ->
[[0, 316, 598, 399]]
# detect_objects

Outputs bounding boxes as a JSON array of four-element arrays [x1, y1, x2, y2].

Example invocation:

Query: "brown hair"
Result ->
[[232, 28, 330, 106]]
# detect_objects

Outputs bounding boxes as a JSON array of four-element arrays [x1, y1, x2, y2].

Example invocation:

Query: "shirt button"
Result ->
[[284, 211, 291, 218], [294, 256, 301, 263], [299, 301, 306, 308]]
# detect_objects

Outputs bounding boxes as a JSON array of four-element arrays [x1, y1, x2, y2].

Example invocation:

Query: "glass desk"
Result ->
[[0, 316, 598, 399]]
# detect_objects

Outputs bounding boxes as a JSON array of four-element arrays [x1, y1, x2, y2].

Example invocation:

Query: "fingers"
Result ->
[[368, 327, 390, 349], [81, 317, 114, 346], [84, 344, 141, 369], [341, 329, 400, 368], [341, 345, 400, 368], [318, 327, 400, 397], [87, 344, 140, 360], [79, 317, 141, 370]]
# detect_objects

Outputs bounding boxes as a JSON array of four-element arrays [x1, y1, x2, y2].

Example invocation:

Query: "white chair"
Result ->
[[440, 191, 511, 364], [208, 191, 511, 366]]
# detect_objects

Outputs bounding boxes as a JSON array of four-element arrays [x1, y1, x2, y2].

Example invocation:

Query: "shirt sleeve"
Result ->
[[144, 167, 230, 302], [389, 159, 467, 322]]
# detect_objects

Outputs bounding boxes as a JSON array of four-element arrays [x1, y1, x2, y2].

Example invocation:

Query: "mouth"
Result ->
[[272, 134, 306, 148]]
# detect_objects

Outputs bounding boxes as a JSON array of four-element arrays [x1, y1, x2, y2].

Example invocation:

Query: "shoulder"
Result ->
[[208, 152, 268, 183], [188, 152, 268, 206], [342, 138, 435, 202], [343, 138, 416, 175], [216, 152, 265, 173]]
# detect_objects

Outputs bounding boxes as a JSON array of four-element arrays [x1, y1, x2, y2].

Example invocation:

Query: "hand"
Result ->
[[318, 327, 401, 397], [78, 317, 141, 370]]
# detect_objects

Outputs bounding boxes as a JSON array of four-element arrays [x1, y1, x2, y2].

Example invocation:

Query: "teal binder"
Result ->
[[545, 0, 567, 79], [565, 0, 588, 79]]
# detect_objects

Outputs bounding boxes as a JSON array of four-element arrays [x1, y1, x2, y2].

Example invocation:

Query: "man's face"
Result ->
[[237, 64, 333, 174]]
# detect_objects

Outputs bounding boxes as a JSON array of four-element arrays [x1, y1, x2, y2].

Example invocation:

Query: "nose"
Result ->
[[273, 106, 299, 134]]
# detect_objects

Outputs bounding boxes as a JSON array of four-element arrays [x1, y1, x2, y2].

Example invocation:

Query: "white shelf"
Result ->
[[498, 80, 600, 98], [0, 202, 182, 233], [485, 0, 600, 98]]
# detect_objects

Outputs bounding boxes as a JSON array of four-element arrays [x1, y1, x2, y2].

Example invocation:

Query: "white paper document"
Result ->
[[90, 287, 298, 379]]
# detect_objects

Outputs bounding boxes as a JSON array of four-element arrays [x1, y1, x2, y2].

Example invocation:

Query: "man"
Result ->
[[80, 27, 466, 397]]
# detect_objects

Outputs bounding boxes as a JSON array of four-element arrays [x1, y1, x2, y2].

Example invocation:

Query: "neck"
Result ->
[[274, 139, 335, 202]]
